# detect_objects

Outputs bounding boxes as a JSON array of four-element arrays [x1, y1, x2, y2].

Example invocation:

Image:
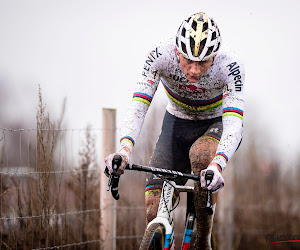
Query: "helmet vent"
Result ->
[[192, 20, 197, 31], [202, 22, 208, 32], [212, 31, 216, 40], [181, 27, 186, 37], [190, 37, 196, 55], [205, 46, 214, 57], [200, 38, 207, 48], [181, 42, 187, 54]]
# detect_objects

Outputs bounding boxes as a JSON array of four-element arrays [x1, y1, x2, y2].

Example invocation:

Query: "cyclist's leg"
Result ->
[[145, 111, 195, 224], [189, 121, 222, 250], [145, 181, 163, 224], [145, 114, 186, 224], [145, 177, 181, 224]]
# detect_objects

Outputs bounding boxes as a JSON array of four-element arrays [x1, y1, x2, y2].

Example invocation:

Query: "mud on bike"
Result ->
[[106, 155, 217, 250]]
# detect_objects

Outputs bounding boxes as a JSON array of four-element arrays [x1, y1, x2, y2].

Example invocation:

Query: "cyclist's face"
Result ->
[[176, 49, 213, 83]]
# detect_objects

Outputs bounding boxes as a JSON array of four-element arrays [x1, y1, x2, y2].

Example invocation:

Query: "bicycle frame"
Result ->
[[106, 158, 214, 250], [146, 179, 196, 249]]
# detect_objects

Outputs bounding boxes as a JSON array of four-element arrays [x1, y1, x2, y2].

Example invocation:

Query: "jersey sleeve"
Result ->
[[119, 48, 162, 152], [211, 60, 245, 171]]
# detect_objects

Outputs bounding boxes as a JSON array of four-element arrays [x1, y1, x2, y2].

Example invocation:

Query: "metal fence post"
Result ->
[[100, 108, 117, 250]]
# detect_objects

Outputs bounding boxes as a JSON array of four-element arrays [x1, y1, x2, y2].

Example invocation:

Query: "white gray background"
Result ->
[[0, 0, 299, 163]]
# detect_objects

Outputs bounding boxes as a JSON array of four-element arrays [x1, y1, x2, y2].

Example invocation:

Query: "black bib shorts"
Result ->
[[146, 111, 223, 188]]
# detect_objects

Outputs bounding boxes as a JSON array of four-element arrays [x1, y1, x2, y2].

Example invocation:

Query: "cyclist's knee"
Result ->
[[145, 186, 162, 224], [189, 136, 218, 175]]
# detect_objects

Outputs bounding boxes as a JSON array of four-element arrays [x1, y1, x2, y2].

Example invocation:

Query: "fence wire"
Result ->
[[0, 127, 154, 250], [3, 126, 297, 250], [0, 128, 104, 250]]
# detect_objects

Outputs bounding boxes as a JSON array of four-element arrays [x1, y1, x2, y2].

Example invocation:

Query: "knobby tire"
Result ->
[[139, 223, 165, 250]]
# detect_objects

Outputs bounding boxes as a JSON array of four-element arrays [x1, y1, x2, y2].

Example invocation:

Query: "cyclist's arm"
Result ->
[[119, 48, 162, 153], [210, 59, 245, 171]]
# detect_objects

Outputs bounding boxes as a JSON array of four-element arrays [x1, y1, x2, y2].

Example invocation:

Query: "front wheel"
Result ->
[[139, 223, 165, 250]]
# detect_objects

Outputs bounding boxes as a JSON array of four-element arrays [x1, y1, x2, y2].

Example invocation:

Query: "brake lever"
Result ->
[[105, 166, 112, 191], [107, 175, 113, 191], [205, 170, 214, 215], [106, 155, 122, 200]]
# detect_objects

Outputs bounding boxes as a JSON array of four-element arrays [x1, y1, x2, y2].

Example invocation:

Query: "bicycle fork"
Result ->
[[181, 192, 196, 250], [152, 180, 176, 249]]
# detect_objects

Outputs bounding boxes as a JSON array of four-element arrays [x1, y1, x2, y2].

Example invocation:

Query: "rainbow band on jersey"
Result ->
[[120, 136, 135, 147], [132, 92, 152, 106], [201, 134, 221, 143], [222, 107, 243, 120], [215, 152, 228, 164], [162, 81, 222, 112]]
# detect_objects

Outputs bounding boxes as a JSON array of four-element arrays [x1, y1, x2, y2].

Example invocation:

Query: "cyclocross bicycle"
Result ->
[[106, 155, 216, 250]]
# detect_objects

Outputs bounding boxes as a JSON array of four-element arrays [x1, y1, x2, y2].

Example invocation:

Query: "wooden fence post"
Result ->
[[100, 108, 117, 250], [217, 163, 234, 250]]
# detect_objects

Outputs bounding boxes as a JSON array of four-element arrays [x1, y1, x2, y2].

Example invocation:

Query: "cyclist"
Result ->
[[106, 12, 244, 249]]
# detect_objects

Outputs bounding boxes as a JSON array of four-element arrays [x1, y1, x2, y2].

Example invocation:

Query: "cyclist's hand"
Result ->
[[200, 164, 224, 194], [105, 149, 130, 176]]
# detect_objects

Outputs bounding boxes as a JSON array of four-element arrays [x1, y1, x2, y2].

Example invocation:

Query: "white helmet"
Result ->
[[176, 12, 221, 61]]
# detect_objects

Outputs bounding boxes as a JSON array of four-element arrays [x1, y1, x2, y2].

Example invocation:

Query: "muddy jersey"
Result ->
[[120, 37, 245, 171]]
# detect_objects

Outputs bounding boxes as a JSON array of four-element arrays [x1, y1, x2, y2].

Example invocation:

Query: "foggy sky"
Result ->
[[0, 0, 299, 162]]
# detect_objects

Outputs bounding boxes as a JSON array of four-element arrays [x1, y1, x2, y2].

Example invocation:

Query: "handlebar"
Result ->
[[126, 163, 201, 181], [106, 155, 214, 215]]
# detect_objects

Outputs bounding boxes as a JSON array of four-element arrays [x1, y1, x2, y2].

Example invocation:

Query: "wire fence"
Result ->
[[0, 125, 164, 250], [0, 125, 185, 250], [1, 126, 300, 250], [0, 128, 104, 250]]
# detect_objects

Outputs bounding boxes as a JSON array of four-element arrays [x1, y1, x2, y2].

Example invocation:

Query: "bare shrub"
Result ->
[[66, 126, 101, 249], [230, 139, 300, 250], [0, 87, 101, 249]]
